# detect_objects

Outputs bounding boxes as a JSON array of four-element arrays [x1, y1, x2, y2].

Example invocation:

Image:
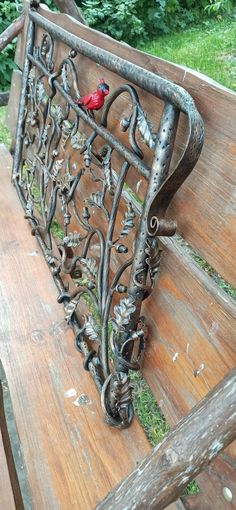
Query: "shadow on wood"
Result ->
[[0, 361, 32, 510]]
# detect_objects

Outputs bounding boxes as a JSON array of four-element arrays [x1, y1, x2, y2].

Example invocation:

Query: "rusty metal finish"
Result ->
[[12, 6, 204, 428]]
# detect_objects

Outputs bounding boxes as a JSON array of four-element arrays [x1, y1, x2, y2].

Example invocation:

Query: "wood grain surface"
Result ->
[[141, 235, 236, 506], [14, 1, 30, 71], [142, 236, 236, 421], [0, 145, 151, 509], [34, 6, 236, 288], [5, 6, 236, 508]]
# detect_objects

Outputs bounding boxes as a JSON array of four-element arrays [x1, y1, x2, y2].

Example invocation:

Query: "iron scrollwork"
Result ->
[[12, 8, 204, 428]]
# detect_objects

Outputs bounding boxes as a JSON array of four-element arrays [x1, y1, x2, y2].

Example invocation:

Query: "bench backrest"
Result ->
[[7, 3, 236, 507]]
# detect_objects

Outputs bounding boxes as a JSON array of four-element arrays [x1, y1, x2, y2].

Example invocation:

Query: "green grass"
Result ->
[[131, 372, 200, 495], [131, 371, 170, 446], [177, 235, 236, 300], [193, 253, 236, 299], [50, 218, 64, 240], [141, 17, 236, 91], [0, 106, 10, 147], [182, 480, 200, 497]]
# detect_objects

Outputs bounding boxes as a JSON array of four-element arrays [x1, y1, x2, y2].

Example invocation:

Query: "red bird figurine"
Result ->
[[74, 78, 110, 111]]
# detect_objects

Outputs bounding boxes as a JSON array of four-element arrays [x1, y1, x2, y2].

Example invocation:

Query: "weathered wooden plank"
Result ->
[[95, 369, 236, 510], [53, 0, 87, 24], [7, 7, 236, 508], [0, 145, 151, 509], [36, 6, 236, 287], [14, 1, 30, 70], [167, 502, 186, 510], [141, 235, 236, 424], [141, 234, 236, 503]]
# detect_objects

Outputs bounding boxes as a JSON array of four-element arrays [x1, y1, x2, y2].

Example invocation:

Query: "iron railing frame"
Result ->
[[12, 3, 204, 428]]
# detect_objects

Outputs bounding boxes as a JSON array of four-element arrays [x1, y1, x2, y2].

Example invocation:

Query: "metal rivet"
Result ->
[[222, 487, 233, 503]]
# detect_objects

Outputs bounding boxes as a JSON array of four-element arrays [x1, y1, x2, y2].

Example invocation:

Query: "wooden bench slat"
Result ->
[[31, 6, 236, 288], [167, 502, 186, 510], [8, 7, 236, 507], [14, 0, 29, 70], [0, 144, 151, 509], [142, 235, 236, 422], [141, 233, 236, 496]]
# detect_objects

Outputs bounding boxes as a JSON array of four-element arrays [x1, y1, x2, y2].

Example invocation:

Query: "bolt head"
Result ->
[[222, 487, 233, 503], [70, 49, 77, 58]]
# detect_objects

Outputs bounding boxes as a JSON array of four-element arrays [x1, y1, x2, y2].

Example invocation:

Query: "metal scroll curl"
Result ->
[[12, 14, 204, 429]]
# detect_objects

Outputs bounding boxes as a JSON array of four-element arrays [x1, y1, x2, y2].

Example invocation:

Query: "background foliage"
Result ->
[[0, 0, 55, 89], [0, 0, 235, 90], [82, 0, 235, 45]]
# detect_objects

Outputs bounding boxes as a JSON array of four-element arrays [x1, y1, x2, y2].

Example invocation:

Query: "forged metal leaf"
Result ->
[[65, 298, 78, 322], [25, 198, 33, 217], [102, 147, 114, 193], [61, 64, 70, 93], [80, 258, 97, 278], [62, 120, 72, 136], [83, 148, 91, 168], [86, 192, 103, 209], [71, 131, 87, 150], [145, 238, 161, 287], [63, 232, 82, 248], [29, 67, 36, 81], [42, 128, 48, 145], [45, 252, 58, 266], [42, 164, 49, 188], [137, 106, 156, 150], [120, 202, 136, 237], [61, 120, 73, 150], [51, 104, 63, 123], [84, 315, 100, 342], [60, 172, 71, 193], [113, 297, 136, 332], [37, 81, 45, 103], [51, 159, 64, 181]]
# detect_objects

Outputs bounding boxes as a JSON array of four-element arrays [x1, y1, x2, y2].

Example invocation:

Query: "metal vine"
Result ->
[[12, 7, 204, 428]]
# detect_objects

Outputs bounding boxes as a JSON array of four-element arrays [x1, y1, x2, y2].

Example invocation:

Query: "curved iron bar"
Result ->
[[12, 7, 204, 428]]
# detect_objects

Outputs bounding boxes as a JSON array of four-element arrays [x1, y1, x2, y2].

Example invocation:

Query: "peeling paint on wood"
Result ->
[[96, 369, 236, 510]]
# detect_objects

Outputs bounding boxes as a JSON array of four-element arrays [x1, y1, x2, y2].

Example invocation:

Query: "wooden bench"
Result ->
[[1, 2, 236, 508]]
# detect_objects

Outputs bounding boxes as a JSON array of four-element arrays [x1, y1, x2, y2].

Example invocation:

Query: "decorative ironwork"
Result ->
[[12, 6, 204, 428]]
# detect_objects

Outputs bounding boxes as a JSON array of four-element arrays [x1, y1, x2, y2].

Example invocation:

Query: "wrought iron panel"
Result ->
[[12, 5, 204, 428]]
